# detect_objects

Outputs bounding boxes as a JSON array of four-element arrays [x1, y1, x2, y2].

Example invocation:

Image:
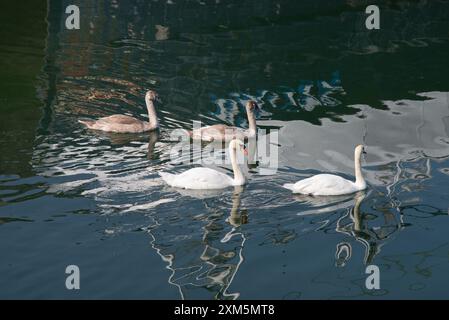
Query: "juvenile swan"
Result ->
[[283, 145, 367, 196], [189, 101, 259, 142], [78, 90, 160, 133], [159, 139, 247, 189]]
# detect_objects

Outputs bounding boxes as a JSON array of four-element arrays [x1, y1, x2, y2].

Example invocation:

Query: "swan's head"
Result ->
[[145, 90, 161, 103], [355, 144, 367, 157], [245, 101, 260, 114], [230, 139, 248, 156]]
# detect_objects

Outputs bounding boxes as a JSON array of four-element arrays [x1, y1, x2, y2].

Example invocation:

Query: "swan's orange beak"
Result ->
[[243, 146, 248, 156]]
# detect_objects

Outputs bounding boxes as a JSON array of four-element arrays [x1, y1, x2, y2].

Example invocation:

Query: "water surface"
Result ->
[[1, 0, 449, 299]]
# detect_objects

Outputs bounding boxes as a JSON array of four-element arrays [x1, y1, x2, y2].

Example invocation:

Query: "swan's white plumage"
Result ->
[[159, 168, 235, 189], [283, 145, 367, 196], [159, 139, 246, 190], [283, 174, 362, 196]]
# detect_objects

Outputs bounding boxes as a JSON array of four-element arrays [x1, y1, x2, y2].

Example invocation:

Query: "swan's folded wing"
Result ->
[[194, 125, 245, 141], [293, 174, 355, 195], [173, 167, 233, 189], [98, 115, 141, 125], [93, 115, 146, 133]]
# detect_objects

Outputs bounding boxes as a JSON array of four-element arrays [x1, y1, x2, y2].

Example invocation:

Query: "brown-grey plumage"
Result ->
[[189, 101, 259, 142], [78, 90, 160, 133]]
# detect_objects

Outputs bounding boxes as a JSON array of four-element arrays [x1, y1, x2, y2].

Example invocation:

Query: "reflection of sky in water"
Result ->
[[211, 71, 344, 126]]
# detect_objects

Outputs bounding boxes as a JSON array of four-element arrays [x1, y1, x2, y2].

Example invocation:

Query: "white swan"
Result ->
[[159, 139, 247, 189], [78, 90, 160, 133], [188, 101, 259, 142], [283, 145, 367, 196]]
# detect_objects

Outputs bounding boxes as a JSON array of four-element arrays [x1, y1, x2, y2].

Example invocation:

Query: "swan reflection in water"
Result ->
[[292, 189, 402, 267], [332, 156, 439, 267], [334, 191, 401, 267], [147, 186, 248, 299], [89, 129, 160, 160], [146, 130, 161, 160], [335, 192, 370, 267], [227, 186, 248, 227]]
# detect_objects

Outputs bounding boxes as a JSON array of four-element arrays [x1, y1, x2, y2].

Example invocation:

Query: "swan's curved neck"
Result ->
[[247, 110, 256, 135], [230, 146, 245, 186], [146, 98, 159, 129], [354, 150, 366, 189]]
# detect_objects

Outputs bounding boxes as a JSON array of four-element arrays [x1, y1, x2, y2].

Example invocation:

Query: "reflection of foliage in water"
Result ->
[[211, 71, 346, 127]]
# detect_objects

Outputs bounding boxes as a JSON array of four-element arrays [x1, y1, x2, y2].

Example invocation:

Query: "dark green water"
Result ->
[[1, 0, 449, 299]]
